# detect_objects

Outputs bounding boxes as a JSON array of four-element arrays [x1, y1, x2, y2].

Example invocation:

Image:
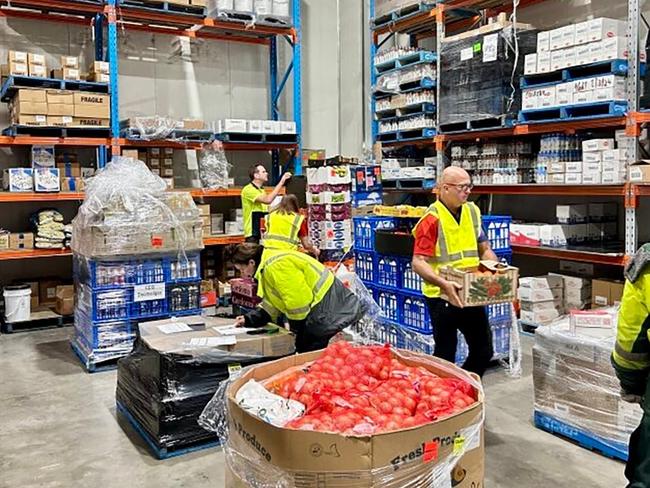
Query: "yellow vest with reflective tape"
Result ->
[[262, 212, 304, 251], [255, 248, 334, 321], [412, 200, 482, 298]]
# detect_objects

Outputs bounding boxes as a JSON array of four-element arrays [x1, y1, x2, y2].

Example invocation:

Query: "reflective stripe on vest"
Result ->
[[263, 213, 303, 250], [615, 341, 650, 363]]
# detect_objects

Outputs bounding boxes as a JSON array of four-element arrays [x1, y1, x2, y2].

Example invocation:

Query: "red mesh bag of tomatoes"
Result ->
[[280, 342, 477, 435]]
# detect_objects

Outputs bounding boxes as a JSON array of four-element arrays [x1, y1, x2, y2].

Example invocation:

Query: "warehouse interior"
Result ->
[[2, 0, 650, 487]]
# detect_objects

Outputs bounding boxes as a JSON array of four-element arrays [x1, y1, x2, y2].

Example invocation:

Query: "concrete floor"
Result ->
[[0, 328, 627, 488]]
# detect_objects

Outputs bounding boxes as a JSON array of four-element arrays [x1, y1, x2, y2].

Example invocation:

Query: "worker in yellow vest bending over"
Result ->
[[263, 194, 320, 257], [241, 164, 291, 243], [412, 166, 498, 377], [229, 243, 364, 352]]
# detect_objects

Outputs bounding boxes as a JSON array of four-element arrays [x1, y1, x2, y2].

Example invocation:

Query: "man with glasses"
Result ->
[[412, 166, 498, 377]]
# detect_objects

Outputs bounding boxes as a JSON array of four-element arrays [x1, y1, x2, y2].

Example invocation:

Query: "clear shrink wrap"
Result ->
[[71, 157, 203, 258], [198, 141, 232, 189], [533, 314, 643, 450]]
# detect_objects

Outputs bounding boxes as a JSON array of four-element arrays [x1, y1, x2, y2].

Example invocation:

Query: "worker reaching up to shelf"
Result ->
[[228, 243, 365, 353], [412, 166, 498, 377], [263, 194, 320, 257], [612, 244, 650, 487], [241, 164, 291, 243]]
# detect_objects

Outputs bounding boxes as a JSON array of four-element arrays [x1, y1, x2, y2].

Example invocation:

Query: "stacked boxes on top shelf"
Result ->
[[305, 156, 354, 251], [374, 46, 437, 143], [521, 18, 644, 123], [381, 156, 437, 190]]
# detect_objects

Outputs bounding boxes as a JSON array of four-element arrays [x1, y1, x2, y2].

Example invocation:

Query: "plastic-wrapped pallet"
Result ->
[[116, 316, 296, 457], [70, 157, 205, 370], [533, 316, 642, 453], [439, 25, 537, 129]]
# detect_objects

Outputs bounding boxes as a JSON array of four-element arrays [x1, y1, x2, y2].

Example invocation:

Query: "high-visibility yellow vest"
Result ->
[[255, 248, 334, 321], [262, 212, 304, 251], [412, 200, 482, 298], [613, 277, 650, 376]]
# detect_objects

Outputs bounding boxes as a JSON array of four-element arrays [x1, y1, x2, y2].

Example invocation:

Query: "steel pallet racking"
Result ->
[[0, 0, 302, 268], [369, 0, 649, 267]]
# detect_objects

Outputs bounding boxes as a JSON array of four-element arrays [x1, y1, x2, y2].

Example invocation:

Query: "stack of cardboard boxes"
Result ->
[[225, 209, 243, 236], [519, 275, 565, 325], [592, 278, 625, 308], [8, 88, 110, 128], [2, 52, 110, 83], [215, 118, 297, 135], [522, 18, 644, 111], [510, 202, 617, 247], [196, 204, 227, 237], [553, 273, 592, 311]]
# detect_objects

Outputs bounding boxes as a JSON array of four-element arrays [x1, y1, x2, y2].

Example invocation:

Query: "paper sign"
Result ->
[[134, 282, 166, 302], [460, 47, 473, 61], [157, 322, 192, 334], [214, 326, 257, 335], [228, 363, 242, 378], [186, 336, 237, 347], [483, 33, 498, 62]]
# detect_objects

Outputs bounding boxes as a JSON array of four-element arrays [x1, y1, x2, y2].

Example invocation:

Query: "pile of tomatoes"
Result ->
[[271, 341, 476, 435]]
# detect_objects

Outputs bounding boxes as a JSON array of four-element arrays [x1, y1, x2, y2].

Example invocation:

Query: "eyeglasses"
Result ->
[[447, 183, 474, 192]]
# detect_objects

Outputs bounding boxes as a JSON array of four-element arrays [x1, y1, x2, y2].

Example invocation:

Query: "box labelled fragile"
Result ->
[[440, 261, 518, 307]]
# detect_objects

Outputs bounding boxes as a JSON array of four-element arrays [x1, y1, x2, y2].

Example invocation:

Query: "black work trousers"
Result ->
[[426, 297, 493, 377]]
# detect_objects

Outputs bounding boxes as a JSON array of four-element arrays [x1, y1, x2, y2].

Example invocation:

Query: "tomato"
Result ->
[[378, 401, 393, 414]]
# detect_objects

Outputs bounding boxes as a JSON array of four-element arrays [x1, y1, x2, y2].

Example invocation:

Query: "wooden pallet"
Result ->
[[2, 308, 71, 333]]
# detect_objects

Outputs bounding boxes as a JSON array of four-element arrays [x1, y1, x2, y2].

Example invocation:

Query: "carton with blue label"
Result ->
[[3, 168, 34, 192], [34, 168, 60, 192]]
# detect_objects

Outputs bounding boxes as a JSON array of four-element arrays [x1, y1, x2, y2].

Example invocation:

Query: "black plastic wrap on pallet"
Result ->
[[116, 338, 288, 451], [439, 27, 538, 126]]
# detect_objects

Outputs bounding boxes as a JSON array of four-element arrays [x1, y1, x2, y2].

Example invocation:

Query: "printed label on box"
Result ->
[[134, 282, 166, 302]]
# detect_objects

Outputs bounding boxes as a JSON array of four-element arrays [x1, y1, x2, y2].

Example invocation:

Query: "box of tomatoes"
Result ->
[[222, 342, 485, 487], [440, 260, 519, 307]]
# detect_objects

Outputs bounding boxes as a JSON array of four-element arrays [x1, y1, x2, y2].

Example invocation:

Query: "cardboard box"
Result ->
[[564, 173, 582, 185], [0, 231, 8, 249], [34, 168, 60, 192], [29, 64, 47, 78], [547, 162, 565, 174], [551, 50, 564, 72], [87, 72, 110, 83], [548, 173, 565, 184], [54, 285, 74, 316], [6, 61, 28, 76], [4, 168, 33, 192], [48, 103, 74, 116], [60, 176, 84, 192], [524, 53, 537, 75], [12, 98, 48, 115], [225, 348, 484, 488], [218, 119, 248, 133], [586, 18, 626, 43], [583, 138, 614, 152], [520, 275, 564, 291], [163, 158, 173, 167], [90, 61, 110, 74], [51, 68, 80, 80], [560, 24, 576, 48], [61, 56, 80, 69], [47, 115, 73, 127], [12, 114, 47, 125], [39, 279, 61, 305], [574, 21, 590, 45], [211, 213, 224, 235], [197, 204, 211, 217], [628, 161, 650, 183], [521, 308, 561, 324], [8, 50, 27, 63], [162, 168, 174, 178], [582, 172, 602, 185], [440, 262, 518, 307], [556, 205, 589, 224], [549, 27, 564, 51], [556, 82, 573, 106], [537, 51, 551, 73], [537, 31, 550, 52], [575, 44, 591, 66], [539, 224, 567, 247], [261, 120, 276, 134], [280, 121, 296, 134], [180, 118, 205, 130], [602, 148, 629, 163], [56, 161, 81, 177], [72, 117, 109, 127], [73, 92, 110, 117], [601, 171, 625, 184], [519, 286, 563, 303], [122, 149, 139, 160], [592, 279, 625, 308], [520, 298, 564, 313], [46, 89, 74, 104], [9, 232, 34, 250], [565, 161, 582, 173]]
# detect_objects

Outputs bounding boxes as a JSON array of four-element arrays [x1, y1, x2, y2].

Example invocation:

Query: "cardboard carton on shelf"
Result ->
[[440, 261, 518, 307], [90, 61, 110, 75], [28, 64, 47, 78], [51, 68, 80, 81], [60, 177, 84, 192], [47, 116, 73, 127], [4, 61, 28, 77], [73, 92, 110, 118], [11, 114, 47, 126], [9, 232, 34, 250], [519, 275, 564, 291], [4, 168, 34, 192], [54, 285, 74, 316], [8, 51, 27, 64], [629, 161, 650, 183], [592, 279, 625, 308], [73, 117, 109, 128], [60, 56, 80, 69], [25, 281, 39, 308], [0, 231, 9, 249], [34, 168, 60, 192], [39, 279, 61, 305], [87, 72, 110, 83]]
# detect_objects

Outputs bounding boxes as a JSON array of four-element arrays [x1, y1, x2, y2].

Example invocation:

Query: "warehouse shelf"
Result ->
[[0, 248, 73, 261], [0, 192, 85, 202], [117, 138, 298, 152], [0, 136, 110, 146], [471, 184, 628, 197], [204, 235, 245, 246], [511, 244, 627, 266]]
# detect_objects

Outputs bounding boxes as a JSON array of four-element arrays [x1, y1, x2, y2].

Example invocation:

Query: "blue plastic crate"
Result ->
[[401, 293, 431, 334], [374, 287, 400, 323], [74, 256, 130, 290], [77, 285, 130, 322], [129, 258, 166, 286], [130, 295, 168, 320], [375, 318, 406, 348], [482, 215, 511, 252], [167, 253, 201, 283], [74, 310, 135, 350], [168, 282, 201, 315], [487, 302, 512, 323], [402, 327, 434, 355], [400, 258, 423, 294], [375, 254, 400, 289], [353, 216, 396, 251], [354, 250, 375, 283]]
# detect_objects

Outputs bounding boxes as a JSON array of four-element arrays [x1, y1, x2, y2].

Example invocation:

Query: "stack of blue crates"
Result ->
[[71, 252, 202, 370], [353, 214, 513, 366]]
